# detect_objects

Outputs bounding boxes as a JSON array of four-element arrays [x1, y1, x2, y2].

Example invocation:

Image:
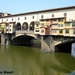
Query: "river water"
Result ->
[[0, 46, 75, 75]]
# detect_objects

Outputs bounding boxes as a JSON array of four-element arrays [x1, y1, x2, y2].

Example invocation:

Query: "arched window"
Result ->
[[22, 22, 28, 31], [30, 22, 35, 31], [16, 22, 21, 31]]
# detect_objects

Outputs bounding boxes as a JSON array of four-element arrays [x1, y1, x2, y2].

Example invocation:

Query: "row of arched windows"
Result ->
[[16, 22, 35, 31]]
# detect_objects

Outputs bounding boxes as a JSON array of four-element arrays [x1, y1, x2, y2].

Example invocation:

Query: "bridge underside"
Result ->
[[55, 40, 75, 53], [11, 35, 34, 46]]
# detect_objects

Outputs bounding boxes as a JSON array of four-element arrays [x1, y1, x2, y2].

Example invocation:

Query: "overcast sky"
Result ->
[[0, 0, 75, 14]]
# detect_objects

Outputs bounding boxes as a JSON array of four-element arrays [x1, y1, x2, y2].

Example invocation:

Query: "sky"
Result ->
[[0, 0, 75, 14]]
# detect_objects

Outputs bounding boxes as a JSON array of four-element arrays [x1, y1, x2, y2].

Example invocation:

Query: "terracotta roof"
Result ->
[[0, 6, 75, 18]]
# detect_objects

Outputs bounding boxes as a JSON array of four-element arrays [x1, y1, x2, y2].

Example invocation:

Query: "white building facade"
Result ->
[[0, 6, 75, 34]]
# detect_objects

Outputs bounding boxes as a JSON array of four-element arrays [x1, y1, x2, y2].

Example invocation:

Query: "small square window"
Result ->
[[52, 14, 54, 17], [65, 29, 69, 33], [41, 29, 44, 32], [41, 15, 44, 19], [25, 17, 26, 20], [46, 19, 49, 22], [58, 24, 60, 27], [32, 16, 34, 19], [6, 29, 8, 31], [73, 29, 75, 34], [18, 18, 19, 20], [59, 29, 63, 33], [12, 18, 13, 21], [2, 19, 3, 22], [64, 13, 67, 17], [61, 24, 63, 27], [53, 19, 56, 21], [41, 23, 44, 26], [7, 19, 8, 21], [36, 24, 39, 27]]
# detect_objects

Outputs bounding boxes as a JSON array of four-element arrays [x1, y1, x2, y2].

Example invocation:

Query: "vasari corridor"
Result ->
[[0, 5, 75, 75]]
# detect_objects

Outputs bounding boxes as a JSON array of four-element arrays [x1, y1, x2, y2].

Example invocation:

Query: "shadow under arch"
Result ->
[[11, 35, 35, 46], [55, 40, 75, 53], [16, 22, 21, 30], [22, 22, 28, 31], [30, 21, 35, 31]]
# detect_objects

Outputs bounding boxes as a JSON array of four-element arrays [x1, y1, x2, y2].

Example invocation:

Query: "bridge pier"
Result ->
[[41, 35, 55, 52], [1, 33, 5, 45], [1, 33, 12, 45]]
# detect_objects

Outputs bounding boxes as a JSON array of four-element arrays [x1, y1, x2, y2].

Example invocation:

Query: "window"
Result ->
[[54, 30, 56, 33], [59, 30, 63, 33], [10, 25, 11, 27], [41, 29, 44, 32], [52, 30, 56, 33], [58, 19, 63, 22], [41, 23, 44, 26], [46, 19, 49, 22], [10, 29, 11, 31], [58, 24, 60, 27], [73, 29, 75, 34], [18, 18, 19, 20], [36, 24, 39, 27], [52, 24, 57, 26], [41, 20, 44, 21], [64, 13, 67, 17], [50, 30, 52, 32], [72, 22, 75, 27], [52, 14, 54, 17], [53, 19, 56, 21], [65, 23, 70, 26], [7, 19, 8, 21], [65, 29, 69, 34], [61, 24, 63, 27], [6, 29, 8, 31], [12, 18, 13, 21], [41, 15, 44, 19], [6, 24, 8, 27], [32, 16, 34, 19], [25, 17, 26, 20], [2, 19, 3, 22]]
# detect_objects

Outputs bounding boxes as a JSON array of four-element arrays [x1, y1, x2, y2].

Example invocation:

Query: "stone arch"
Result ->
[[30, 21, 35, 31], [22, 22, 28, 31], [16, 22, 21, 30]]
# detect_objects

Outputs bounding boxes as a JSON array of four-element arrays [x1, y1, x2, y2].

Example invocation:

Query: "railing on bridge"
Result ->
[[16, 30, 34, 34]]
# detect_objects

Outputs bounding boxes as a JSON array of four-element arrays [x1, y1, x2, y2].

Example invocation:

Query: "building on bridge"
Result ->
[[0, 6, 75, 36], [0, 6, 75, 52]]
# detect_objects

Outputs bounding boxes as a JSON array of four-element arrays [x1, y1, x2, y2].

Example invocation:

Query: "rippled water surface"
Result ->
[[0, 46, 75, 75]]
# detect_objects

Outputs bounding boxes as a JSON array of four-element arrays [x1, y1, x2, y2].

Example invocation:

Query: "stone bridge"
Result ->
[[41, 35, 75, 52], [13, 31, 75, 52], [1, 31, 75, 53], [15, 31, 37, 39]]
